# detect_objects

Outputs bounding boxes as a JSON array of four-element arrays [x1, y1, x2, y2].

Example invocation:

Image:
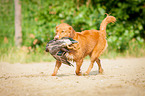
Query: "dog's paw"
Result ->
[[99, 68, 104, 74], [76, 72, 82, 76], [51, 73, 56, 76]]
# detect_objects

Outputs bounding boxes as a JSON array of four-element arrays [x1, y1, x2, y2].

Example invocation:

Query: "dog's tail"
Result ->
[[100, 14, 116, 36]]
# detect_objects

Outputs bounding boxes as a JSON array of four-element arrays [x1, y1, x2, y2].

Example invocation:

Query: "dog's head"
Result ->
[[54, 23, 75, 40]]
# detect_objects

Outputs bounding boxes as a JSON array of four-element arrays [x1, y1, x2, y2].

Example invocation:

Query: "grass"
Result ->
[[102, 44, 145, 59], [0, 45, 55, 64], [0, 42, 145, 64], [101, 43, 145, 59]]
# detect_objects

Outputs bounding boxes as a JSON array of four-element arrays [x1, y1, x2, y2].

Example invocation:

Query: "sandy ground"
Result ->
[[0, 58, 145, 96]]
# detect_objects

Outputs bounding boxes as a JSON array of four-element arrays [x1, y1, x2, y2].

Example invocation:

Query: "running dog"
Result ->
[[52, 14, 116, 76]]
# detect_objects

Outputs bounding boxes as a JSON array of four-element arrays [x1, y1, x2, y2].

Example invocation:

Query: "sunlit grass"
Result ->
[[101, 41, 145, 59], [0, 42, 145, 63], [0, 46, 55, 63]]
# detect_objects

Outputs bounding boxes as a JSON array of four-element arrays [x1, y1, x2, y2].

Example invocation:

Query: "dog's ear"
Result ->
[[69, 26, 75, 38]]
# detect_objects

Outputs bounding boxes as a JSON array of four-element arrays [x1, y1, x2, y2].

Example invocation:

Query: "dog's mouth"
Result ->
[[54, 36, 70, 40]]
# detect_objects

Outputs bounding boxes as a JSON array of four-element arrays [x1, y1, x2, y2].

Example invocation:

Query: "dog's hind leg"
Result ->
[[85, 39, 106, 75], [84, 55, 103, 75], [52, 60, 62, 76], [96, 58, 104, 74], [84, 58, 96, 75]]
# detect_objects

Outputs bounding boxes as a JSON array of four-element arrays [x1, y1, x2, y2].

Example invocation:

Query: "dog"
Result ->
[[52, 14, 116, 76]]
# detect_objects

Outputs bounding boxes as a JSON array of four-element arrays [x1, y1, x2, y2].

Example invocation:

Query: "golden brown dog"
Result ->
[[52, 14, 116, 76]]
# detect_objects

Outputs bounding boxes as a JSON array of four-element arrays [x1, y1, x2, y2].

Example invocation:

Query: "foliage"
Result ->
[[20, 0, 145, 52], [0, 0, 14, 45], [0, 0, 145, 63]]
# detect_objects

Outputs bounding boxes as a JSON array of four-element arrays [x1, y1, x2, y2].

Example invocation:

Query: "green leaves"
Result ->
[[20, 0, 145, 52]]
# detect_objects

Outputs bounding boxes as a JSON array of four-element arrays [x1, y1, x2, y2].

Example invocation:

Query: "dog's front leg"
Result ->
[[75, 59, 83, 76], [52, 60, 62, 76]]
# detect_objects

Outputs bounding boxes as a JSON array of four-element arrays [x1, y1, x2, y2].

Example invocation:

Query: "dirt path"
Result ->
[[0, 58, 145, 96]]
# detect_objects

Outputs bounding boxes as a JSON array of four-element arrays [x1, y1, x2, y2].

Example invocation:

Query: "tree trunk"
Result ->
[[15, 0, 22, 47]]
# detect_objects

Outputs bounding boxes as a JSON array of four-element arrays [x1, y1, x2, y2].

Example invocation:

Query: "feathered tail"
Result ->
[[100, 14, 116, 36]]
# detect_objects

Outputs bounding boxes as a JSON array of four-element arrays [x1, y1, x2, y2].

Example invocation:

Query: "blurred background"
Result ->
[[0, 0, 145, 63]]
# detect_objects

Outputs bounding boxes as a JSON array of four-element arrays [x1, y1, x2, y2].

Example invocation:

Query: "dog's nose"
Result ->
[[45, 45, 49, 52], [54, 35, 59, 40], [46, 48, 49, 52]]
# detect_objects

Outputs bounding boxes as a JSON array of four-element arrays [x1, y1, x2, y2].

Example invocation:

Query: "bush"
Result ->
[[0, 0, 145, 63], [21, 0, 145, 52]]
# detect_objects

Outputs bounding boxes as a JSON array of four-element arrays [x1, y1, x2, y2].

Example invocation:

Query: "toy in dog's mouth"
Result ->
[[45, 37, 78, 66]]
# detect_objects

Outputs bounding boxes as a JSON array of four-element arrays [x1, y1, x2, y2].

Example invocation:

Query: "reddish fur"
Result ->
[[52, 15, 116, 76]]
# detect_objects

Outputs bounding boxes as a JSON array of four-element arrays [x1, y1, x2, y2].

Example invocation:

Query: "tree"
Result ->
[[15, 0, 22, 47]]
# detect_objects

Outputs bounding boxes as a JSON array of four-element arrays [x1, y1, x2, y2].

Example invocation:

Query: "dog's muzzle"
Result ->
[[45, 46, 49, 52], [54, 35, 59, 40]]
